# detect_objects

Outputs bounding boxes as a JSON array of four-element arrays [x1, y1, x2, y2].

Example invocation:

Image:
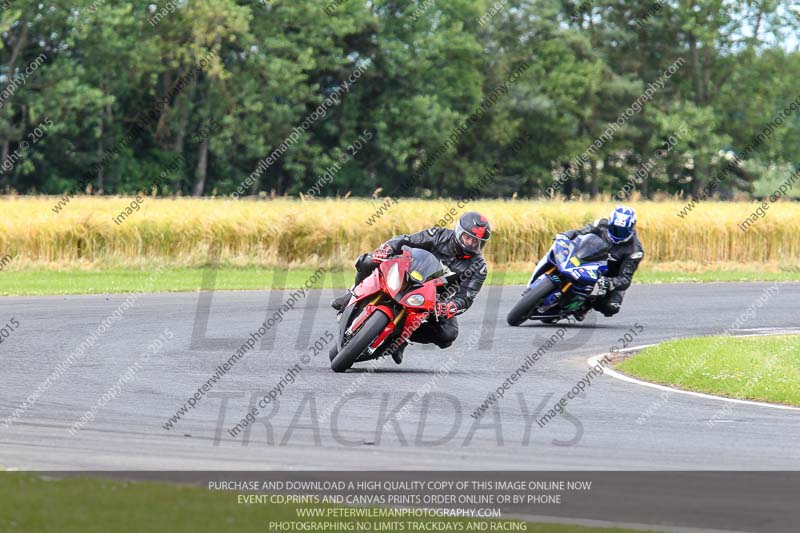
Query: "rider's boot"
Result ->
[[391, 343, 406, 364]]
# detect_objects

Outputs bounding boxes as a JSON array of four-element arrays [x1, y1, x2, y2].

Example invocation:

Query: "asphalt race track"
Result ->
[[2, 282, 800, 471]]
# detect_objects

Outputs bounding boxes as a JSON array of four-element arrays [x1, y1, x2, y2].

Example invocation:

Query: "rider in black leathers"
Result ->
[[331, 212, 491, 363], [561, 208, 644, 319]]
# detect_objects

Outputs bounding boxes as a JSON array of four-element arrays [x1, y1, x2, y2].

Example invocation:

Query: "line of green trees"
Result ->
[[1, 0, 798, 199]]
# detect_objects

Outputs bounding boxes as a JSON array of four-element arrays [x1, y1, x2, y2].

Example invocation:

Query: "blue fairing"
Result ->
[[528, 234, 610, 293]]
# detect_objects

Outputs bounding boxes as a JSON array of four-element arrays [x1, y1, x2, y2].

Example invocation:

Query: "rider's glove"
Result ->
[[371, 244, 393, 262], [435, 300, 459, 320], [596, 276, 614, 295]]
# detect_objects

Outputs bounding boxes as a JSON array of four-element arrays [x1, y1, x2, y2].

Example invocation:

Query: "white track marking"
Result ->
[[588, 330, 800, 412]]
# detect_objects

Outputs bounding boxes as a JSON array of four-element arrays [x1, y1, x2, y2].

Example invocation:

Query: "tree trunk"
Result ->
[[640, 165, 649, 199], [1, 23, 29, 176], [192, 139, 208, 196], [249, 167, 261, 195], [690, 168, 702, 197], [173, 78, 196, 153], [688, 18, 709, 197], [7, 24, 28, 74], [96, 118, 104, 194], [634, 135, 650, 199], [562, 163, 573, 198], [589, 159, 599, 198], [688, 28, 705, 104], [154, 69, 175, 143], [0, 141, 9, 176]]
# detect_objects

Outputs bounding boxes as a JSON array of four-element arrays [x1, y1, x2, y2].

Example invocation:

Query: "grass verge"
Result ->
[[1, 267, 799, 296], [616, 335, 800, 406], [0, 473, 654, 533]]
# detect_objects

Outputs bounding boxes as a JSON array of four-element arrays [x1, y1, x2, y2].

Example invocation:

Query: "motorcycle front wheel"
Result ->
[[331, 311, 391, 373], [506, 278, 557, 326]]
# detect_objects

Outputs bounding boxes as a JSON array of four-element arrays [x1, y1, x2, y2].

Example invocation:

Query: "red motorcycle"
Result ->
[[329, 246, 452, 372]]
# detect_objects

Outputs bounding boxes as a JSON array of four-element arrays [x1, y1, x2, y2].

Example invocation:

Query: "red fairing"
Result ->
[[370, 314, 398, 349], [369, 308, 430, 350], [398, 310, 429, 339], [350, 304, 394, 335], [351, 268, 382, 305], [378, 249, 412, 299], [400, 283, 437, 311], [341, 247, 438, 359], [347, 269, 395, 336]]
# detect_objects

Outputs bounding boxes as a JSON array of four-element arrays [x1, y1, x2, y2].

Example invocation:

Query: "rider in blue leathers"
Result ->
[[560, 206, 644, 320]]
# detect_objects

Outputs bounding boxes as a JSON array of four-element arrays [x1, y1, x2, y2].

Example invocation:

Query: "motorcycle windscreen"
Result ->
[[573, 234, 611, 263], [403, 246, 445, 283]]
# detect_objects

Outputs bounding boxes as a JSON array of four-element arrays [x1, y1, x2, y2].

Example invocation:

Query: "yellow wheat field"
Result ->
[[0, 196, 798, 270]]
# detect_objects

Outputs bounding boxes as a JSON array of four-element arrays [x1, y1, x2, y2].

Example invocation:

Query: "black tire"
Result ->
[[506, 278, 557, 326], [331, 311, 391, 372]]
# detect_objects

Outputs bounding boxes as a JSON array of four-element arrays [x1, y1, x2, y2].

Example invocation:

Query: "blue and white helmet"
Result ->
[[608, 205, 636, 244]]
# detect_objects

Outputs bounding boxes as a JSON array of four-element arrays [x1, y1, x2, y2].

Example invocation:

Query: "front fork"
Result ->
[[367, 308, 407, 354], [537, 267, 579, 312], [337, 294, 383, 351]]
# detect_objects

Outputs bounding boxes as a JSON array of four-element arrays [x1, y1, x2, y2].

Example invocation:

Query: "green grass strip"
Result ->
[[617, 335, 800, 406], [2, 268, 799, 296]]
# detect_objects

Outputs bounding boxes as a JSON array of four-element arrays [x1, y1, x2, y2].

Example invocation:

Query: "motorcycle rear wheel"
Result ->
[[331, 311, 391, 373], [506, 278, 557, 326]]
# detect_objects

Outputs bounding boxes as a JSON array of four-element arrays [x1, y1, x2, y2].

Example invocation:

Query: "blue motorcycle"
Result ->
[[506, 233, 611, 326]]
